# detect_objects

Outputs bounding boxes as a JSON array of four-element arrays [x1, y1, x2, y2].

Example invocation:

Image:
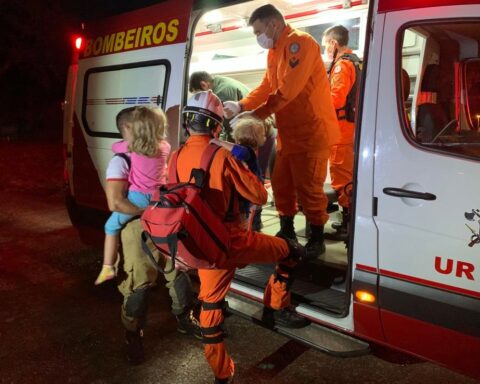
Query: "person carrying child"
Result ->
[[210, 116, 266, 230], [95, 106, 171, 285]]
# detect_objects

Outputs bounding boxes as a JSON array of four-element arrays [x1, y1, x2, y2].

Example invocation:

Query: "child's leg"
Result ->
[[95, 234, 119, 285], [104, 233, 120, 265], [96, 194, 149, 285]]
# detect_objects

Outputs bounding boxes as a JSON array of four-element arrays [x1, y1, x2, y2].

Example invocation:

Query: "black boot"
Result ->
[[325, 208, 349, 241], [176, 308, 202, 340], [276, 215, 297, 241], [125, 329, 145, 365], [332, 207, 349, 230], [305, 224, 326, 260], [262, 307, 310, 329]]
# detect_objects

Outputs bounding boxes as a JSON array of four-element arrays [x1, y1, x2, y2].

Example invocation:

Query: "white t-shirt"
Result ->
[[106, 154, 130, 181]]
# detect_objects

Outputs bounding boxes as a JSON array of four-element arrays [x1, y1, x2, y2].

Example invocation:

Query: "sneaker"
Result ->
[[125, 330, 144, 365], [305, 238, 326, 260], [263, 307, 310, 329], [176, 309, 202, 340], [94, 264, 115, 285]]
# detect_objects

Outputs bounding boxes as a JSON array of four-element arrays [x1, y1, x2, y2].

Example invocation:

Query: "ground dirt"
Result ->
[[0, 138, 478, 384]]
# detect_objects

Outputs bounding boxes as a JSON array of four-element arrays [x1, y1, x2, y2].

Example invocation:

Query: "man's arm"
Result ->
[[105, 180, 143, 215], [239, 73, 272, 112]]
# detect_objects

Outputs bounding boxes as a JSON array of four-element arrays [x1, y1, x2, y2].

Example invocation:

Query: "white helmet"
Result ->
[[182, 90, 224, 133]]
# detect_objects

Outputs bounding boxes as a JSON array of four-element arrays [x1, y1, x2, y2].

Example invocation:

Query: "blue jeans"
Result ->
[[104, 190, 151, 235]]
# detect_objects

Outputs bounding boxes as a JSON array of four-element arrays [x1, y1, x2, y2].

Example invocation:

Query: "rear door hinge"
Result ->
[[372, 196, 378, 216]]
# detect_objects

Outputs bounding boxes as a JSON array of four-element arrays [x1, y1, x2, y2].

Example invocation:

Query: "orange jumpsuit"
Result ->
[[174, 135, 296, 380], [240, 24, 339, 225], [328, 51, 356, 208]]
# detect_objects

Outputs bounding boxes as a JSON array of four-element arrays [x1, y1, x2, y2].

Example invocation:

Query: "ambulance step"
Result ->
[[234, 264, 346, 314], [225, 291, 370, 357]]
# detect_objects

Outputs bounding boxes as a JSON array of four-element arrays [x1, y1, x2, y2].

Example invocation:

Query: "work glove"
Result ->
[[223, 101, 241, 119], [230, 111, 259, 129]]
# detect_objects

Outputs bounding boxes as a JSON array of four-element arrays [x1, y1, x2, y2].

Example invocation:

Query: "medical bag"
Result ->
[[140, 143, 230, 273]]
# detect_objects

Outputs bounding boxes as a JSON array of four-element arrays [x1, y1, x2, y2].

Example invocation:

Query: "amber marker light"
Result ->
[[355, 290, 376, 303]]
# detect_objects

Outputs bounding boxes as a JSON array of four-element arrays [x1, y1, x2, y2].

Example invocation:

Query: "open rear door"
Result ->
[[373, 3, 480, 379], [72, 0, 193, 211]]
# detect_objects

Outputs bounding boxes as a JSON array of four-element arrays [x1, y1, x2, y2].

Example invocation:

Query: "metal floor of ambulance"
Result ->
[[233, 204, 349, 315]]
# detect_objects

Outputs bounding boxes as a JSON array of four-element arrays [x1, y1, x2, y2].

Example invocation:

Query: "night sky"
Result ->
[[0, 0, 161, 140]]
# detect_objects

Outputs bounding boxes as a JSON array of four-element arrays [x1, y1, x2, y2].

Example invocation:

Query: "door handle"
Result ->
[[382, 187, 436, 201]]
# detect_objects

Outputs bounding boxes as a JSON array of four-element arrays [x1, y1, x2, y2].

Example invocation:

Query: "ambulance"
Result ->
[[63, 0, 480, 379]]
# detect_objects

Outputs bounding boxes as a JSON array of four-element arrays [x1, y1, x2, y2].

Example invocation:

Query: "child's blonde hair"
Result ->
[[128, 106, 167, 157], [233, 117, 266, 149]]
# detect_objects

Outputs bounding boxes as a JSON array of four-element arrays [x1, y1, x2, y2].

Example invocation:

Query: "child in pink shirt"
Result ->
[[95, 106, 171, 285]]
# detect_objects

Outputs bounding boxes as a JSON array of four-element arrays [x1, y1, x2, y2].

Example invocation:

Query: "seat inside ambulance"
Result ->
[[415, 64, 450, 143]]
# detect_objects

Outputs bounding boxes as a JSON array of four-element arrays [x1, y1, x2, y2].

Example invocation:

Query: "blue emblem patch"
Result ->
[[289, 42, 300, 54]]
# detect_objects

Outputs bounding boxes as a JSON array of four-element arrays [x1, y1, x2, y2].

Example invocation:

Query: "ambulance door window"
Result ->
[[464, 59, 480, 130], [399, 22, 480, 160], [82, 60, 170, 138]]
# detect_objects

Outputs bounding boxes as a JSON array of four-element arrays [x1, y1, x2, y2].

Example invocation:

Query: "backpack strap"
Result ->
[[200, 143, 221, 173], [189, 143, 221, 188], [113, 152, 131, 170]]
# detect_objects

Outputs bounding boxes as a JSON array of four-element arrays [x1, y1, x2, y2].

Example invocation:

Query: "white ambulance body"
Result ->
[[63, 0, 480, 379]]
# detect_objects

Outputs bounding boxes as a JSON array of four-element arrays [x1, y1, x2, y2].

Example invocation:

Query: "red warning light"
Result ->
[[74, 36, 84, 51]]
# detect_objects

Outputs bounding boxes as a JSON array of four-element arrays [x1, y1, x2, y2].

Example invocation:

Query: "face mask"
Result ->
[[257, 32, 274, 49], [256, 22, 275, 49]]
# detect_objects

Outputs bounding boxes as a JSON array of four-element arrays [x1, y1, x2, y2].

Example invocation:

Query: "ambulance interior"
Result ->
[[189, 0, 368, 316]]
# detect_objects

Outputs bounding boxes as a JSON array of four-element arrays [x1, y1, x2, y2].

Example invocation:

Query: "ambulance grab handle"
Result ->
[[382, 187, 436, 201]]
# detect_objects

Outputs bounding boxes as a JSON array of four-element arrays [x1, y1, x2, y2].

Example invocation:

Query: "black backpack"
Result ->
[[328, 53, 362, 123]]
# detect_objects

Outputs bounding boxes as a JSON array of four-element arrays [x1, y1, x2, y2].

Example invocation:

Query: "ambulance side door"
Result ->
[[373, 3, 480, 378], [72, 0, 193, 211]]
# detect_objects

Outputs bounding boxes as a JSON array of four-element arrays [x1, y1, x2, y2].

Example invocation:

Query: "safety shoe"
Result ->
[[176, 308, 202, 340], [262, 307, 310, 329], [125, 330, 144, 365], [305, 239, 326, 259], [332, 207, 350, 231], [305, 224, 326, 260], [275, 215, 297, 241]]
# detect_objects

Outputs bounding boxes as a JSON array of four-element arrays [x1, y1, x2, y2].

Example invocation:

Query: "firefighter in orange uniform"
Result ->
[[322, 25, 359, 240], [224, 4, 339, 259], [176, 91, 308, 384]]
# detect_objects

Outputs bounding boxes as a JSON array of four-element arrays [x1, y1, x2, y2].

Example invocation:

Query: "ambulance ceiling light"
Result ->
[[203, 10, 223, 24]]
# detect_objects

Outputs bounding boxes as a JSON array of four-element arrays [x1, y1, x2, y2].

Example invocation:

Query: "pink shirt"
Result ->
[[112, 139, 171, 194]]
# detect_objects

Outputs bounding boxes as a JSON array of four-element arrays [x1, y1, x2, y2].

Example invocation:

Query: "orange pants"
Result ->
[[329, 144, 354, 208], [198, 230, 294, 380], [271, 150, 330, 225]]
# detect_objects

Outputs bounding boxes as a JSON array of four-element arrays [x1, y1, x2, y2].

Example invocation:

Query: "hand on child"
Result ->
[[94, 264, 116, 285], [230, 111, 258, 129], [223, 101, 241, 119]]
